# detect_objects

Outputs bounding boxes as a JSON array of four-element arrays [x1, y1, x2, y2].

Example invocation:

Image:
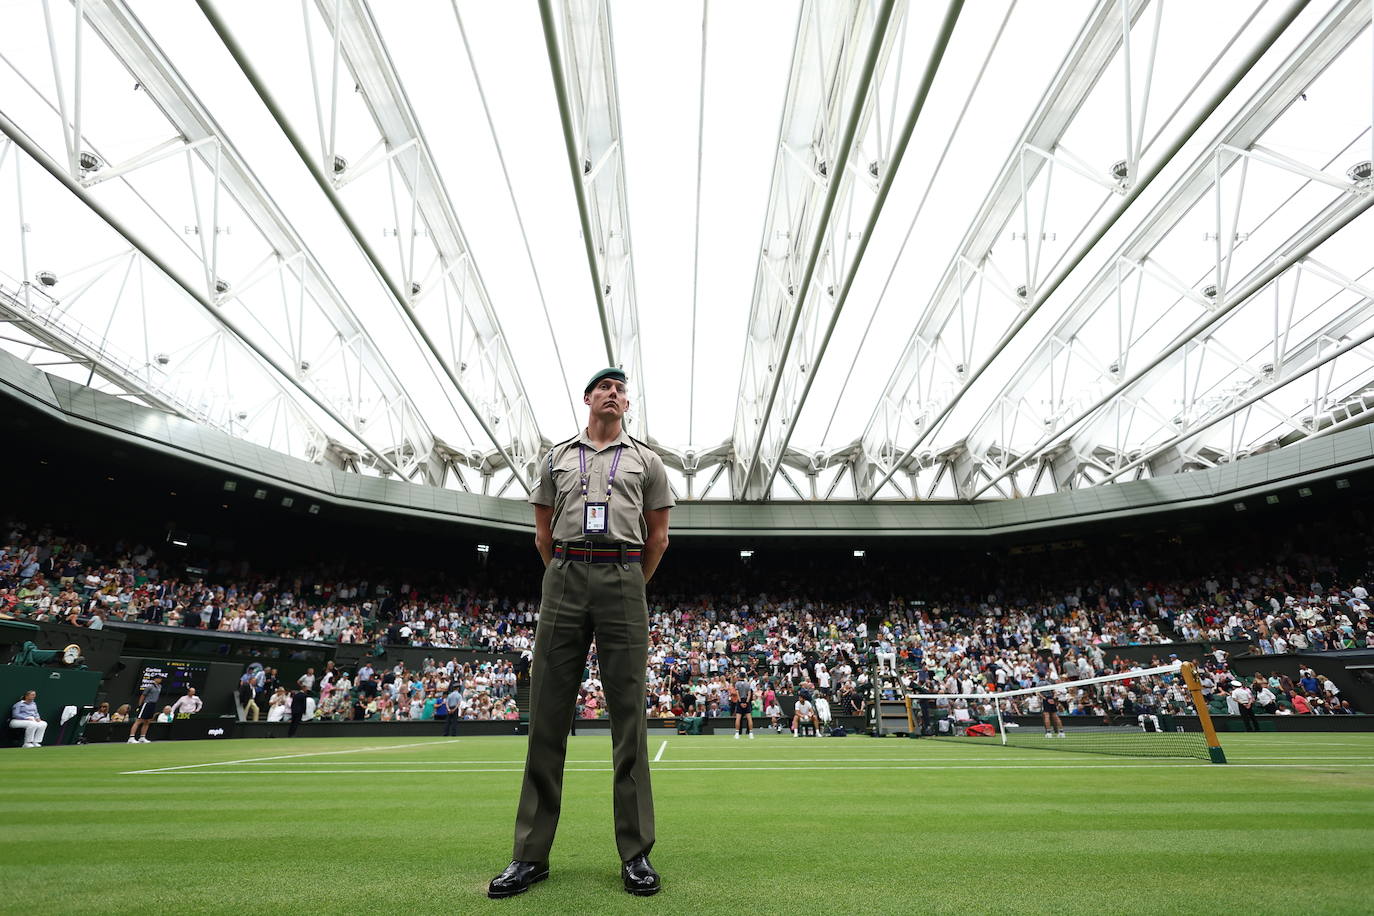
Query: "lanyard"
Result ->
[[578, 444, 624, 501]]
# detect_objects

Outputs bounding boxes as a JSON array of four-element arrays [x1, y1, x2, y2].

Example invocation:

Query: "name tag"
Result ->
[[584, 502, 608, 535]]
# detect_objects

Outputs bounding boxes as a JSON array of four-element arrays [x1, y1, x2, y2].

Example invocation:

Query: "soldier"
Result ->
[[488, 368, 673, 899]]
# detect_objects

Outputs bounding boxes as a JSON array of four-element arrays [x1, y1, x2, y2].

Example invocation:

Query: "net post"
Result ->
[[994, 695, 1006, 746], [1179, 662, 1227, 764]]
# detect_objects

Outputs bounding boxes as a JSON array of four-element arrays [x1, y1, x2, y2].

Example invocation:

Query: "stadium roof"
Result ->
[[0, 0, 1371, 503]]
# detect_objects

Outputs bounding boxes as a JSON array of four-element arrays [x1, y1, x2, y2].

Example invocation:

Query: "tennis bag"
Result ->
[[965, 723, 995, 737], [830, 726, 847, 737]]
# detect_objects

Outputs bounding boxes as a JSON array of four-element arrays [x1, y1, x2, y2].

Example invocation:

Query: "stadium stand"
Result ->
[[2, 502, 1369, 731]]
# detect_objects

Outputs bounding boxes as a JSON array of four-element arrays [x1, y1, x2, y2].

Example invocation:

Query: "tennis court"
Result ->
[[5, 732, 1372, 915]]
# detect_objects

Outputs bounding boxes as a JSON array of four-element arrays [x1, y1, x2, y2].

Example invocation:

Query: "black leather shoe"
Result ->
[[622, 853, 660, 896], [487, 860, 549, 899]]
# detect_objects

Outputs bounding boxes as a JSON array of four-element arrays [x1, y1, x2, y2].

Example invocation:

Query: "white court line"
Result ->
[[119, 738, 464, 775], [122, 762, 1374, 775], [654, 740, 667, 762], [209, 754, 1374, 764]]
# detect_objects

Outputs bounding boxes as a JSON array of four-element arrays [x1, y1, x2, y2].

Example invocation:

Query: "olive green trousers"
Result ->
[[512, 559, 653, 862]]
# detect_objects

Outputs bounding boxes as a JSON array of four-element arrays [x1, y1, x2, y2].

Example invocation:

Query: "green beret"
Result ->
[[584, 367, 628, 394]]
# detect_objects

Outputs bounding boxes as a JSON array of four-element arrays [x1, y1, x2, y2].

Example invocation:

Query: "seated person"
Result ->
[[110, 704, 131, 723], [88, 702, 111, 723], [792, 697, 820, 736]]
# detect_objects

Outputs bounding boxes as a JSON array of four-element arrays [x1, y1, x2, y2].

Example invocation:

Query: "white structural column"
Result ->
[[961, 0, 1372, 499], [730, 0, 900, 501], [539, 0, 650, 439]]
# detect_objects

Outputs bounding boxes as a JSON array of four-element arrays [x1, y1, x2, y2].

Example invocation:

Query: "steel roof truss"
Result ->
[[299, 0, 544, 485], [732, 0, 903, 500]]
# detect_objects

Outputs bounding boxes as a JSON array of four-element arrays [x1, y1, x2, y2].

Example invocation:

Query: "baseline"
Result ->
[[120, 761, 1374, 775], [120, 738, 465, 775]]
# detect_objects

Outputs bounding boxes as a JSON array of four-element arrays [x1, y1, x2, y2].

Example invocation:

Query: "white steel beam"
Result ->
[[75, 0, 429, 478], [539, 0, 650, 439], [858, 0, 1312, 500], [963, 0, 1372, 498], [755, 0, 964, 501], [857, 0, 1154, 499], [0, 114, 366, 469], [731, 0, 899, 501], [194, 0, 537, 491], [301, 0, 545, 485]]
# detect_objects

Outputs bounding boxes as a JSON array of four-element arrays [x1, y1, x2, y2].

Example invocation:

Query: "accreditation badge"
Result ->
[[583, 502, 609, 535]]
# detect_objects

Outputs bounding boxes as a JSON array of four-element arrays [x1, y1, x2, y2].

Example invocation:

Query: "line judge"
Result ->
[[488, 367, 673, 899]]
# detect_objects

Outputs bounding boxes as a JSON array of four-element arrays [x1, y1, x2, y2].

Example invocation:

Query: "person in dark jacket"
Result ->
[[288, 687, 309, 737]]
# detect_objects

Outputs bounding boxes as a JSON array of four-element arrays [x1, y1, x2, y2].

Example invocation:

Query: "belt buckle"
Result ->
[[581, 540, 594, 563]]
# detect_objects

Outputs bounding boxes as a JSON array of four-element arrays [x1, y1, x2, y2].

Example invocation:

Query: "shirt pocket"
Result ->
[[614, 466, 643, 499], [550, 464, 579, 499]]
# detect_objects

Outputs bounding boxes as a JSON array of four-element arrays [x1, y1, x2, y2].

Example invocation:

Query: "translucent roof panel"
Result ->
[[0, 0, 1369, 500]]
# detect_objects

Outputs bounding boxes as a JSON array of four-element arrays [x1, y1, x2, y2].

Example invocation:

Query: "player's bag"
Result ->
[[965, 723, 995, 737], [829, 726, 847, 737]]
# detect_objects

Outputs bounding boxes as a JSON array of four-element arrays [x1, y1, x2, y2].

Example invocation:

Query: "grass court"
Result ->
[[4, 732, 1373, 914]]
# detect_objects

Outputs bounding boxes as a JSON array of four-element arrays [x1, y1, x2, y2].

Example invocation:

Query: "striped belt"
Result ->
[[554, 542, 642, 564]]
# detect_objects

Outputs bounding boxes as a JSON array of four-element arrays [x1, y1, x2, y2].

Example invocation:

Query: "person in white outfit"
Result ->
[[10, 690, 48, 747]]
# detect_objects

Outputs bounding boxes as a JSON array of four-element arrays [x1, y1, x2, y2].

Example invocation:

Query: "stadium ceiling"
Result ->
[[0, 0, 1371, 503]]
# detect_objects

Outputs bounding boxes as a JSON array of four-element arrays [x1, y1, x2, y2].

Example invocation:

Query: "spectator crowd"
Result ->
[[1, 514, 1370, 723]]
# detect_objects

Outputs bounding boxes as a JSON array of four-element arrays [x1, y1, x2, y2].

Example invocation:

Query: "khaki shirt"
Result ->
[[528, 428, 674, 544]]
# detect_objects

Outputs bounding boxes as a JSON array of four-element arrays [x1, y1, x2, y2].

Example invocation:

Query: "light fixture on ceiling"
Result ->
[[1110, 159, 1129, 183], [281, 496, 294, 508], [35, 271, 57, 287], [154, 353, 170, 366], [332, 155, 348, 174], [1347, 160, 1372, 184], [78, 151, 103, 173]]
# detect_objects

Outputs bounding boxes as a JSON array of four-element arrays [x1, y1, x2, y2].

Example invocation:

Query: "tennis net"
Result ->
[[906, 662, 1224, 762]]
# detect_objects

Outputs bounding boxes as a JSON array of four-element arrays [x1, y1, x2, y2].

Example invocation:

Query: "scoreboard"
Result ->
[[138, 660, 210, 702]]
